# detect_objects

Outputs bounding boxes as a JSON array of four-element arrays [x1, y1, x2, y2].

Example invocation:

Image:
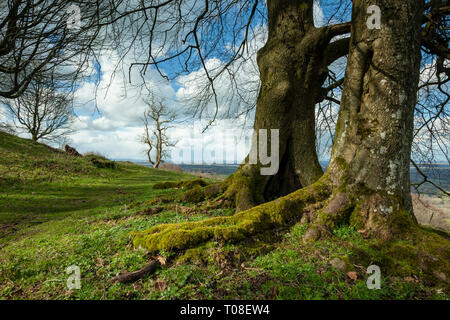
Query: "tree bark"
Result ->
[[131, 0, 449, 285], [309, 0, 424, 239], [224, 0, 348, 212]]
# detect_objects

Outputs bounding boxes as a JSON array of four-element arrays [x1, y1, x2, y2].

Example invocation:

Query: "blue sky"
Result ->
[[60, 1, 332, 162], [1, 1, 447, 164]]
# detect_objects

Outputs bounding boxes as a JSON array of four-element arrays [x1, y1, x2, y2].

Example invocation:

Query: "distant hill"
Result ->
[[0, 131, 192, 189], [0, 131, 115, 188], [133, 160, 450, 195], [0, 130, 196, 227]]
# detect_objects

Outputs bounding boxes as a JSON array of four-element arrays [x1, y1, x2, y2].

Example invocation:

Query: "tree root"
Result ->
[[220, 164, 268, 212], [130, 177, 331, 252], [129, 175, 450, 286], [111, 260, 160, 284]]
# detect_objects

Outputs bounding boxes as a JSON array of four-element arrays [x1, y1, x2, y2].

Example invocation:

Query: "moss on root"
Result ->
[[221, 164, 267, 212], [383, 220, 450, 286], [311, 187, 450, 287], [131, 176, 332, 252], [182, 186, 206, 203], [346, 224, 450, 289], [133, 167, 450, 288], [176, 236, 275, 267]]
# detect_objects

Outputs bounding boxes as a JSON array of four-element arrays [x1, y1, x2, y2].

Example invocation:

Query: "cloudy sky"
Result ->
[[61, 1, 328, 163], [1, 1, 446, 165], [68, 31, 264, 163]]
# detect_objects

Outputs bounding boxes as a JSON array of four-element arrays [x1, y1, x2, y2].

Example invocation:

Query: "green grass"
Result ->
[[0, 131, 447, 300]]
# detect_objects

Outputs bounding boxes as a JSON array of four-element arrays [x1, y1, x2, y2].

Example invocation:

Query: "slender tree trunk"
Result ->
[[224, 0, 348, 212], [154, 126, 162, 168], [147, 149, 154, 167]]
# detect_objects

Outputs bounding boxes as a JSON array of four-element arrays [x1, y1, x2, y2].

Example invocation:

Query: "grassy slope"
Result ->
[[0, 132, 447, 300]]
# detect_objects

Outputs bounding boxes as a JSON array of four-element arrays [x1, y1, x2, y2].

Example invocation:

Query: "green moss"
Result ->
[[349, 202, 365, 229], [131, 179, 332, 253], [177, 242, 217, 264], [176, 237, 274, 268], [182, 179, 208, 189], [204, 184, 222, 199], [221, 164, 268, 211], [313, 195, 354, 232], [90, 158, 116, 169], [183, 186, 206, 203], [347, 205, 450, 286], [153, 179, 207, 190], [153, 181, 179, 189], [335, 157, 347, 171]]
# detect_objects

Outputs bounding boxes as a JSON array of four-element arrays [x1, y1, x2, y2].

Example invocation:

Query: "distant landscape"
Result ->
[[132, 161, 450, 196]]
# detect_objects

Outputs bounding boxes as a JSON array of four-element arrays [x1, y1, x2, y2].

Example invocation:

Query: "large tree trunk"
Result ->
[[223, 0, 348, 212], [305, 0, 424, 240], [132, 0, 449, 286]]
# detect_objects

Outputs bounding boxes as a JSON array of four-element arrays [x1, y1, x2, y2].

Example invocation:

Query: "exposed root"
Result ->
[[129, 172, 450, 287], [111, 260, 160, 284], [220, 164, 268, 212], [131, 176, 332, 252], [302, 185, 450, 286]]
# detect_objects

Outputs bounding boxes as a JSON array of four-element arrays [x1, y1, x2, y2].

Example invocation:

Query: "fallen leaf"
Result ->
[[156, 256, 166, 266], [154, 279, 167, 291], [95, 257, 104, 267], [358, 229, 368, 238], [347, 271, 358, 281]]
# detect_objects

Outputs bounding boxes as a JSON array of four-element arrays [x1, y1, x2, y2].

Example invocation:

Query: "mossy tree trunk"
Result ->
[[224, 0, 350, 212], [132, 0, 449, 284], [308, 0, 425, 240]]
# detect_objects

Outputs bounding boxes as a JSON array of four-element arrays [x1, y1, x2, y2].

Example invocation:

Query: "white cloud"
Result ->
[[67, 22, 267, 162], [314, 0, 325, 27], [69, 51, 180, 159]]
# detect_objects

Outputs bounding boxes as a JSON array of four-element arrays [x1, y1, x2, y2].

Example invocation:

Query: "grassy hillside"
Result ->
[[0, 132, 447, 300], [0, 131, 196, 235]]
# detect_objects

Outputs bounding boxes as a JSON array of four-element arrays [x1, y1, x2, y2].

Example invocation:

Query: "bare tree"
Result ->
[[0, 104, 14, 134], [0, 0, 122, 99], [140, 96, 177, 168], [1, 68, 74, 143]]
